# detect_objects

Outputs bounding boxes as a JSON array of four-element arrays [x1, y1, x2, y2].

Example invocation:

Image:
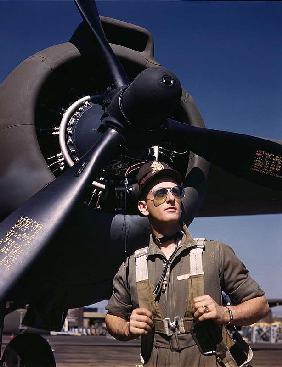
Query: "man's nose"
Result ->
[[166, 190, 175, 202]]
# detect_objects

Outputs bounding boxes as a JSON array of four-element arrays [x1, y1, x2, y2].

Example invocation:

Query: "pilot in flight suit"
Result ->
[[105, 161, 269, 367]]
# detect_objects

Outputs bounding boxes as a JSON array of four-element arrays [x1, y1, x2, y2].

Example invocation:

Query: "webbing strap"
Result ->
[[184, 239, 205, 318], [186, 240, 238, 367], [190, 239, 205, 276], [136, 279, 162, 319], [135, 248, 162, 319], [135, 247, 149, 282]]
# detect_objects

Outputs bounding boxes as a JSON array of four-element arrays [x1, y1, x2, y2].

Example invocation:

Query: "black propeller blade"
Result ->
[[74, 0, 128, 88], [0, 128, 124, 301], [164, 119, 282, 191]]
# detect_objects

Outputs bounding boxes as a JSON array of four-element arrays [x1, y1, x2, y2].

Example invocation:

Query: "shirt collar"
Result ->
[[147, 224, 197, 258]]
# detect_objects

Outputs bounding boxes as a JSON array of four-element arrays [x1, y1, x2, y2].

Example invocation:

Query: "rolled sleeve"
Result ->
[[106, 260, 133, 320], [220, 244, 265, 305]]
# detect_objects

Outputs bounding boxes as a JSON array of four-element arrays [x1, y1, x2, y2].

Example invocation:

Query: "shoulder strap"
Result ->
[[188, 239, 240, 367], [190, 238, 205, 276], [184, 238, 205, 318], [135, 247, 149, 282], [134, 247, 162, 319]]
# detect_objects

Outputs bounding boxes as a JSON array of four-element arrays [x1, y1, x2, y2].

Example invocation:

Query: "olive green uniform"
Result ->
[[106, 228, 264, 367]]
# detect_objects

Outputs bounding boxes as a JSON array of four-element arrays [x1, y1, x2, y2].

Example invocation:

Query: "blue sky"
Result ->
[[0, 1, 281, 313]]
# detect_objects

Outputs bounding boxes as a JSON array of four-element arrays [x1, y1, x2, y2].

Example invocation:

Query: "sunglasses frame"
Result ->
[[147, 185, 185, 207]]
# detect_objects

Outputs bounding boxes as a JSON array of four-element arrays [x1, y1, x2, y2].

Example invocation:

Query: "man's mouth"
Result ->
[[165, 207, 177, 211]]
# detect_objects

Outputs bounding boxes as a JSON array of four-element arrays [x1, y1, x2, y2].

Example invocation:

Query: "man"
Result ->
[[105, 161, 269, 366]]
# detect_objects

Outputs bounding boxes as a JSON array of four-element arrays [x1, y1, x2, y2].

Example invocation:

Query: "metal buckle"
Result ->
[[163, 316, 185, 336]]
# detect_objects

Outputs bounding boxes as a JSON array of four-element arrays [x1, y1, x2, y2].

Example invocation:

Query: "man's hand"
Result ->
[[193, 295, 229, 325], [105, 308, 153, 341], [129, 308, 154, 336]]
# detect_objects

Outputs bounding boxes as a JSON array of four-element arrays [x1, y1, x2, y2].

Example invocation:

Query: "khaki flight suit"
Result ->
[[106, 228, 264, 367]]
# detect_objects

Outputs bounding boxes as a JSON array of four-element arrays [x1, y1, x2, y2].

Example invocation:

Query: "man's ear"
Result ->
[[138, 200, 149, 216]]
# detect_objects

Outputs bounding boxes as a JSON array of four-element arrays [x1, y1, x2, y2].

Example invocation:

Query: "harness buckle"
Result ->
[[163, 316, 185, 336]]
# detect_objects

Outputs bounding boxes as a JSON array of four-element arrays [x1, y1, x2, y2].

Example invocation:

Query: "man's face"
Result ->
[[138, 178, 182, 225]]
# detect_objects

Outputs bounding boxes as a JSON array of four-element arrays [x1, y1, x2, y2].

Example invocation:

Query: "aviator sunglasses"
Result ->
[[148, 186, 185, 207]]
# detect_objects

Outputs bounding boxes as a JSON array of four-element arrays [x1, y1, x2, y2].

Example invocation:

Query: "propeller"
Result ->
[[74, 0, 128, 88], [107, 65, 282, 191], [73, 0, 282, 191], [0, 67, 184, 302]]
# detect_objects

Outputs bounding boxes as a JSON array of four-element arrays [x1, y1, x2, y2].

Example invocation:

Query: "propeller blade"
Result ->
[[74, 0, 128, 87], [0, 127, 124, 302], [165, 119, 282, 191]]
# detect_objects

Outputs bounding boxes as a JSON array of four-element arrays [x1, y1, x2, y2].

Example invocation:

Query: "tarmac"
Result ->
[[2, 335, 282, 367]]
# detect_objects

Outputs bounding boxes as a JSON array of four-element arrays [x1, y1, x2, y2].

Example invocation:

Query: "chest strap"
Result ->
[[154, 316, 193, 336]]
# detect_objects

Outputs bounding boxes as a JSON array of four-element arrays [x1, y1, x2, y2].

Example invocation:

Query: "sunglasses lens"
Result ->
[[152, 186, 184, 206], [171, 186, 184, 198], [153, 188, 168, 206]]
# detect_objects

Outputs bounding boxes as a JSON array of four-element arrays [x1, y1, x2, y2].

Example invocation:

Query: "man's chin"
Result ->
[[162, 215, 181, 224], [150, 213, 181, 226]]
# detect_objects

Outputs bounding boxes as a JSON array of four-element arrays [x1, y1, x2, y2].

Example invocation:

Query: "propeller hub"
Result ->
[[107, 67, 182, 131]]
